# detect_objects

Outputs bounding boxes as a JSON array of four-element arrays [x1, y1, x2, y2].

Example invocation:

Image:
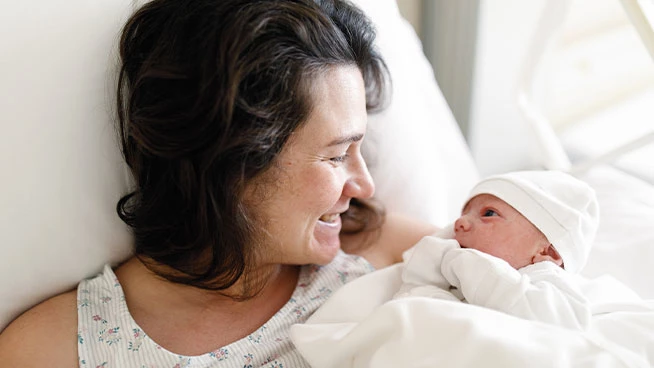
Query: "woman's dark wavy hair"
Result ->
[[116, 0, 389, 293]]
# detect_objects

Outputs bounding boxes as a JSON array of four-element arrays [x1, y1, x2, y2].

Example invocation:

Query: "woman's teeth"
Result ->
[[319, 213, 339, 223]]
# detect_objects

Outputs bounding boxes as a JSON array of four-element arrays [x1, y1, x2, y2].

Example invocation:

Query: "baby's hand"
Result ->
[[441, 247, 519, 289], [399, 235, 460, 292]]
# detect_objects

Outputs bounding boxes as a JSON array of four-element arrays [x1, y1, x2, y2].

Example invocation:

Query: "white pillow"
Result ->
[[0, 1, 135, 331], [0, 0, 478, 331], [352, 0, 479, 225]]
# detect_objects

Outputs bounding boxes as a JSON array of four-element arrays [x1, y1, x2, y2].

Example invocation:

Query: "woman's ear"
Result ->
[[532, 244, 564, 267]]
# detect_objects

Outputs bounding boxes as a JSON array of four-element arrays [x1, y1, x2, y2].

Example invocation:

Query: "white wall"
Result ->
[[397, 1, 480, 139]]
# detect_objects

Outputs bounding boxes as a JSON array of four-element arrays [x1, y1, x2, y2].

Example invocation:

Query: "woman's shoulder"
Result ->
[[345, 212, 439, 269], [0, 289, 78, 367]]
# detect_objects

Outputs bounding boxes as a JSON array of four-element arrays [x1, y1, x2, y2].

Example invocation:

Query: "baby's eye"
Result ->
[[483, 209, 498, 217]]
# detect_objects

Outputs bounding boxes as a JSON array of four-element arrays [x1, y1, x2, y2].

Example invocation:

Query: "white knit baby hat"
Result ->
[[466, 170, 600, 273]]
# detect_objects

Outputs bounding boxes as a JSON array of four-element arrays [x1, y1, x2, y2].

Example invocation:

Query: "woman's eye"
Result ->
[[483, 209, 497, 217], [330, 154, 349, 163]]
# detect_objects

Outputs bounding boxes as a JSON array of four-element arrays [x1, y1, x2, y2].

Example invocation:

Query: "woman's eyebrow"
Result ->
[[327, 133, 364, 147]]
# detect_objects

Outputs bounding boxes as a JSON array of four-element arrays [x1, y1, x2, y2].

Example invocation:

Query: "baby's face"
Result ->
[[454, 194, 550, 269]]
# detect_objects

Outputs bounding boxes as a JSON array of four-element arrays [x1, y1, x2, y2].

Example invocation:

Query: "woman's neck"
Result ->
[[114, 257, 300, 354], [120, 256, 298, 309]]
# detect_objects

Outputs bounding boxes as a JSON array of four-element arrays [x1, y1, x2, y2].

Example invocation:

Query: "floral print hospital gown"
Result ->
[[77, 250, 374, 367]]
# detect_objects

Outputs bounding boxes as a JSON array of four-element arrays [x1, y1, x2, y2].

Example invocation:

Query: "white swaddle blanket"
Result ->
[[396, 233, 651, 328], [290, 236, 654, 368]]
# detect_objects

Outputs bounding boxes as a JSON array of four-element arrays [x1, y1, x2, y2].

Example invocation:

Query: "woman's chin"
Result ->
[[312, 216, 343, 264]]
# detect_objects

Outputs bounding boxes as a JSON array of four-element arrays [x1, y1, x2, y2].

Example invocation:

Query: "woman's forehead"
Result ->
[[290, 66, 367, 147]]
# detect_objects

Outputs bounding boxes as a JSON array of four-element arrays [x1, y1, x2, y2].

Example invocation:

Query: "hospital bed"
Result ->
[[1, 0, 652, 366]]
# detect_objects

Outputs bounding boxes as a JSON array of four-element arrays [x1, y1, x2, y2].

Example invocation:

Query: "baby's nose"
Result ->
[[454, 216, 470, 232]]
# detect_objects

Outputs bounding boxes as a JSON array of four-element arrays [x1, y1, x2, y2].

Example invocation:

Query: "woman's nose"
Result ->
[[344, 153, 375, 199], [454, 216, 471, 232]]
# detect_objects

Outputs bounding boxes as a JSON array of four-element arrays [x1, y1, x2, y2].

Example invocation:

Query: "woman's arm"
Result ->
[[344, 212, 439, 269], [0, 290, 79, 367]]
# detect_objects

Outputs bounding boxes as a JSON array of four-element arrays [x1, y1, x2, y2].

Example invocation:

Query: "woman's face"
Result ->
[[454, 194, 550, 269], [245, 66, 375, 266]]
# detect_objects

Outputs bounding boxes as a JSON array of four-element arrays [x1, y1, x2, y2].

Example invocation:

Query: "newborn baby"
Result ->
[[395, 170, 600, 330]]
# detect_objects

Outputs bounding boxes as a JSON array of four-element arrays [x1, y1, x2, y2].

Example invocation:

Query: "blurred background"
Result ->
[[396, 0, 654, 181]]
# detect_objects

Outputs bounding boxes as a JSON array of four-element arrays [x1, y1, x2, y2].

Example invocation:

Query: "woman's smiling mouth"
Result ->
[[319, 213, 341, 223]]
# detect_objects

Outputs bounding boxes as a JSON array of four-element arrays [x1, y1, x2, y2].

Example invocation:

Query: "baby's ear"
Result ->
[[532, 244, 564, 267]]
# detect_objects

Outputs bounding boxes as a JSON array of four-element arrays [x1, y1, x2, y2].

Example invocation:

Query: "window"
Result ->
[[537, 0, 654, 182]]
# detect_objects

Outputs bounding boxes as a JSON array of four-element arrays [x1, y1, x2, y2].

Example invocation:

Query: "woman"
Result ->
[[0, 0, 437, 366]]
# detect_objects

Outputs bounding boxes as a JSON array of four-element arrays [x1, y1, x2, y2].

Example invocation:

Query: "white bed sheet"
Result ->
[[290, 165, 654, 368], [577, 166, 654, 299], [290, 264, 654, 368]]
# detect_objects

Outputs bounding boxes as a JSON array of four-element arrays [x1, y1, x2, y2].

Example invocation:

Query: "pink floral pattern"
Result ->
[[209, 347, 229, 361], [77, 252, 373, 367]]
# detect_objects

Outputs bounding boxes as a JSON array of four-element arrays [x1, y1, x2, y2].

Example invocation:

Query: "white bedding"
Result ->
[[290, 166, 654, 368], [577, 166, 654, 299], [290, 264, 654, 368]]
